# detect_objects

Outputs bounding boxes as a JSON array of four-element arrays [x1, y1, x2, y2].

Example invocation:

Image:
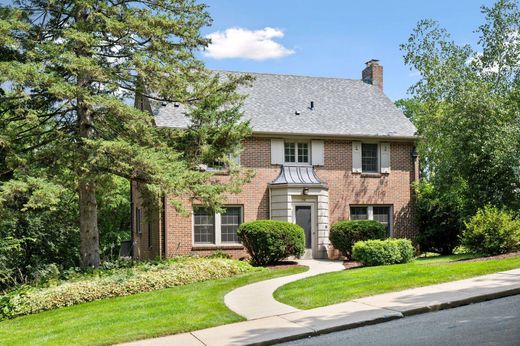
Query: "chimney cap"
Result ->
[[365, 59, 380, 66]]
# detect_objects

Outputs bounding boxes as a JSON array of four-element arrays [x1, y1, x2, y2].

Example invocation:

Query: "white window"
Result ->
[[350, 205, 392, 234], [284, 141, 309, 164], [193, 206, 243, 245]]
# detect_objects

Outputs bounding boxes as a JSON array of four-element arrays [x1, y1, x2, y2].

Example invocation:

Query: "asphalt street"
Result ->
[[279, 295, 520, 346]]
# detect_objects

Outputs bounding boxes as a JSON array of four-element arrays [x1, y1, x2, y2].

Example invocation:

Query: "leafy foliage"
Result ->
[[0, 257, 258, 320], [352, 239, 415, 266], [237, 220, 305, 266], [329, 220, 387, 259], [0, 0, 253, 267], [462, 205, 520, 255], [399, 0, 520, 253], [415, 181, 463, 254]]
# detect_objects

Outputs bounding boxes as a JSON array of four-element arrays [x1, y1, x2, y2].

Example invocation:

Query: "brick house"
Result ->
[[131, 59, 419, 260]]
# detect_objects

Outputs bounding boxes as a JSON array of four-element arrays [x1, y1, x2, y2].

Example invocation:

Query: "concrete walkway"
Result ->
[[224, 259, 345, 320], [120, 268, 520, 346]]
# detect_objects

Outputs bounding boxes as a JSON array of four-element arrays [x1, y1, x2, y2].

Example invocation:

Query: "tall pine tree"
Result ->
[[0, 0, 253, 267]]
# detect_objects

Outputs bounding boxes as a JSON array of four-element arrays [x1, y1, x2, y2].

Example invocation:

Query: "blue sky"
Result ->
[[200, 0, 496, 100]]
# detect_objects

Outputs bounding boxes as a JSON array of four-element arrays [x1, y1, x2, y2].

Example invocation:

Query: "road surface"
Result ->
[[279, 295, 520, 346]]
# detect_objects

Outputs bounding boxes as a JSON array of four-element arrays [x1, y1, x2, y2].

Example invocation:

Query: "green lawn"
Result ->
[[0, 266, 307, 346], [274, 255, 520, 309]]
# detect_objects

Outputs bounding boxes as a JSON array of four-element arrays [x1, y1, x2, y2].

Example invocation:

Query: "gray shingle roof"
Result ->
[[270, 166, 325, 186], [153, 71, 417, 139]]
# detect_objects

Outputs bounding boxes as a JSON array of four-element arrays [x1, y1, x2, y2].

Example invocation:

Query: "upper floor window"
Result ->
[[285, 141, 309, 164], [362, 143, 378, 173]]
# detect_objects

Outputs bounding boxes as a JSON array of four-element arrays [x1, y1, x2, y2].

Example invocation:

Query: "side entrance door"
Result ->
[[295, 205, 312, 249]]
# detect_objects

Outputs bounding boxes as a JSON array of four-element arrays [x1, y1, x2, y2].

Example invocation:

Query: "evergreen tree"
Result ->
[[0, 0, 253, 267]]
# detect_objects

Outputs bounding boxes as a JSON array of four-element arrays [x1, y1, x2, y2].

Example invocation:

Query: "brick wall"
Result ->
[[134, 136, 418, 259]]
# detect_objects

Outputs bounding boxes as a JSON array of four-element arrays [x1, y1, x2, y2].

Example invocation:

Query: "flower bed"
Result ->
[[0, 257, 259, 320]]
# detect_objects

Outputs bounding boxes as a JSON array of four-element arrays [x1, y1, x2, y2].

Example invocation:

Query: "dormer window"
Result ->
[[284, 141, 309, 164]]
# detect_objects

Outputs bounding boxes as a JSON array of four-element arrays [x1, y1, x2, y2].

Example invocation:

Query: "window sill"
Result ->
[[192, 244, 244, 250], [360, 172, 383, 178]]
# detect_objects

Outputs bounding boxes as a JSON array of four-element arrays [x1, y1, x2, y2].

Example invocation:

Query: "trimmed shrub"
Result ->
[[0, 257, 258, 320], [237, 220, 305, 266], [352, 239, 415, 266], [462, 206, 520, 255], [329, 220, 387, 259]]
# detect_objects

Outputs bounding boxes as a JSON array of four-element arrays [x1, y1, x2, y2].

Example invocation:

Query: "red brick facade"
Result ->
[[132, 136, 418, 260]]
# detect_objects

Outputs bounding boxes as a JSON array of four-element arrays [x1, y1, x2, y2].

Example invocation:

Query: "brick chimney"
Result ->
[[362, 59, 383, 92]]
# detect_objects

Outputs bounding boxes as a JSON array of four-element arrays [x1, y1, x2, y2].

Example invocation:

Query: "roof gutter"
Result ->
[[251, 131, 418, 141], [154, 125, 417, 141]]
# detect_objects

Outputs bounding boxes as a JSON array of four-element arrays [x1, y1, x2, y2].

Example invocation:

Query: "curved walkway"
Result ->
[[224, 259, 345, 320]]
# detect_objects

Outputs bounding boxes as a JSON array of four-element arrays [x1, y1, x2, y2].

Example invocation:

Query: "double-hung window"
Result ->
[[361, 143, 379, 173], [193, 206, 243, 245], [284, 141, 309, 164], [193, 208, 215, 244], [350, 205, 392, 233]]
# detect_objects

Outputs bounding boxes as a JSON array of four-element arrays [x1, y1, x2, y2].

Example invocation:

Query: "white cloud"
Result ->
[[204, 27, 295, 60]]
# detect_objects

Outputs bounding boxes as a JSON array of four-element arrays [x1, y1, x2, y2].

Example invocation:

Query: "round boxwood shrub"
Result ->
[[352, 239, 415, 266], [329, 220, 387, 259], [462, 206, 520, 255], [237, 220, 305, 266]]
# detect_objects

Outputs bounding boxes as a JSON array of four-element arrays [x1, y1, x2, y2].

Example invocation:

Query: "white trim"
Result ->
[[192, 205, 243, 246], [284, 140, 311, 165], [361, 142, 380, 173], [349, 204, 393, 235]]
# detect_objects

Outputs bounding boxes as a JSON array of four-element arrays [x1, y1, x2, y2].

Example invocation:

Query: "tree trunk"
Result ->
[[77, 77, 100, 267], [79, 180, 100, 267], [75, 6, 100, 268]]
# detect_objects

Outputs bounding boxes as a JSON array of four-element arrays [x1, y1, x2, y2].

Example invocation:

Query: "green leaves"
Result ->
[[0, 0, 253, 268], [401, 0, 520, 217]]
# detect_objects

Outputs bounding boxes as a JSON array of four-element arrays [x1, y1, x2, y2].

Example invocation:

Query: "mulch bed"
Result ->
[[343, 261, 364, 270], [265, 261, 306, 270], [454, 251, 520, 263]]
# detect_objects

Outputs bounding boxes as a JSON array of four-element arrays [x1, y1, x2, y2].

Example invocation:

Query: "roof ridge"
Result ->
[[213, 69, 365, 83]]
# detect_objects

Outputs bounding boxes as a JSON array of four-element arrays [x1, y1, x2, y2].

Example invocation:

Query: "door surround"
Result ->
[[292, 202, 316, 258]]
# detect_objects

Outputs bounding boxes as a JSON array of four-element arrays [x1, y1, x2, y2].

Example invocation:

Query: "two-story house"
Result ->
[[131, 59, 418, 260]]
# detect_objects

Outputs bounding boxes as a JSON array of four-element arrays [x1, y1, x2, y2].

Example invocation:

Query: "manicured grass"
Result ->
[[274, 255, 520, 310], [0, 266, 307, 346]]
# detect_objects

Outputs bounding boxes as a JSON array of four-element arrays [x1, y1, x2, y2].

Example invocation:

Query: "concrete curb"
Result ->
[[120, 269, 520, 346], [253, 291, 520, 346]]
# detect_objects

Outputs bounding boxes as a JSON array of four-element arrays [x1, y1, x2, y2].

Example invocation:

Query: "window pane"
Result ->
[[373, 206, 390, 230], [362, 143, 378, 172], [297, 143, 309, 163], [221, 207, 242, 243], [194, 207, 215, 244], [284, 142, 296, 162], [350, 207, 368, 220]]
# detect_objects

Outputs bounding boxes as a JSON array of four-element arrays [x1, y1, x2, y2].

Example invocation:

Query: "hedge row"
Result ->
[[0, 257, 258, 320], [329, 220, 387, 259]]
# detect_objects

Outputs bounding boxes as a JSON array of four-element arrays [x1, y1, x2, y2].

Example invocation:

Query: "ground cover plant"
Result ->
[[0, 257, 259, 320]]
